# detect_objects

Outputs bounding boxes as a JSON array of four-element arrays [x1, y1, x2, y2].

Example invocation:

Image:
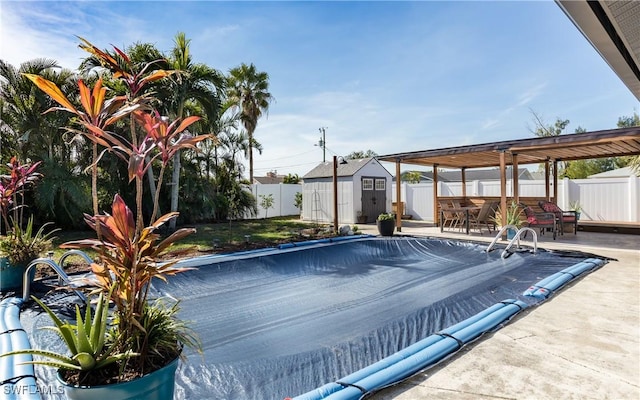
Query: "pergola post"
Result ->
[[461, 167, 467, 201], [395, 159, 402, 232], [553, 160, 559, 202], [545, 159, 551, 201], [499, 151, 507, 229], [433, 164, 439, 225], [512, 154, 519, 204]]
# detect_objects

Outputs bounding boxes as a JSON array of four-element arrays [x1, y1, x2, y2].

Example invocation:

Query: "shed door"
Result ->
[[361, 177, 387, 222]]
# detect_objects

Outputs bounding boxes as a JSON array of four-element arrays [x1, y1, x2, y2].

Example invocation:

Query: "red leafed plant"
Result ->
[[21, 37, 210, 384]]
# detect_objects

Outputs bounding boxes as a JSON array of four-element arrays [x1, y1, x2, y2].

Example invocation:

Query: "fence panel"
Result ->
[[250, 184, 302, 219], [390, 177, 639, 223]]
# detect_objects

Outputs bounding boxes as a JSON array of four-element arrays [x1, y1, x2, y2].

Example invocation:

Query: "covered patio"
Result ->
[[377, 126, 640, 233]]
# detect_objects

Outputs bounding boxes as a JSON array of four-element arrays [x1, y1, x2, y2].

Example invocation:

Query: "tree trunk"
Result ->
[[169, 150, 181, 231], [248, 136, 254, 184], [145, 156, 158, 219]]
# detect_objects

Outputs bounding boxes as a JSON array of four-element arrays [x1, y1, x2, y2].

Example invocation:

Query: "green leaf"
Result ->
[[31, 297, 78, 355]]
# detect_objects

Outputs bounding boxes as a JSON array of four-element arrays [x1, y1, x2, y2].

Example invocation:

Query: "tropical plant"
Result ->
[[226, 62, 274, 183], [377, 213, 395, 221], [0, 157, 57, 266], [24, 36, 208, 386], [294, 192, 303, 212], [0, 292, 135, 378], [569, 201, 582, 213], [283, 173, 300, 184], [491, 201, 523, 228], [0, 217, 57, 267]]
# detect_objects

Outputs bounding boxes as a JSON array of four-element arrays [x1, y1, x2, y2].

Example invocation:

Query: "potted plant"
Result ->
[[376, 213, 396, 236], [5, 37, 210, 399], [0, 157, 57, 291], [356, 210, 368, 224], [491, 202, 523, 239], [569, 201, 582, 221]]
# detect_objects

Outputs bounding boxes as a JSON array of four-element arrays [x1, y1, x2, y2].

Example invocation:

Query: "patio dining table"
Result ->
[[440, 206, 481, 235]]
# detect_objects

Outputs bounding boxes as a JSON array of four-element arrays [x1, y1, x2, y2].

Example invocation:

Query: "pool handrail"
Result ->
[[485, 225, 537, 258], [22, 250, 92, 303], [501, 227, 537, 259]]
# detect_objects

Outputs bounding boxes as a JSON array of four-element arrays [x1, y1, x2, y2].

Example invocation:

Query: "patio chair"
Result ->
[[467, 201, 497, 234], [538, 200, 577, 235], [439, 201, 463, 231], [520, 204, 557, 240]]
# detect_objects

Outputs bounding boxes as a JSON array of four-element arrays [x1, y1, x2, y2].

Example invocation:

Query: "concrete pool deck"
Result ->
[[351, 221, 639, 400]]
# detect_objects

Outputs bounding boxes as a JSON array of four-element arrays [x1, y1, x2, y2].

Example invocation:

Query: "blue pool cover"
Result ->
[[19, 237, 607, 400]]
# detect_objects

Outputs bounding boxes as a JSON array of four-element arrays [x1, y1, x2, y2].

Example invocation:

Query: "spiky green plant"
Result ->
[[0, 217, 58, 266], [0, 293, 136, 371]]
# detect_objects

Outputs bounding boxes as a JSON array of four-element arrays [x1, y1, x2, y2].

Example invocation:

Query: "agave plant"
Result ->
[[0, 292, 135, 372]]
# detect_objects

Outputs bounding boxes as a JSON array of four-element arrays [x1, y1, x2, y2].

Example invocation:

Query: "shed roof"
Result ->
[[377, 127, 640, 169], [303, 157, 391, 179]]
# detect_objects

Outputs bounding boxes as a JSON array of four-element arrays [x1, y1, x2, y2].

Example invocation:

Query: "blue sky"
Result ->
[[1, 1, 638, 177]]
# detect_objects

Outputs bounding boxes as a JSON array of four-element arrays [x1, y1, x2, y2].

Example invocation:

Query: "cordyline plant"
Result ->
[[0, 157, 57, 267], [23, 37, 211, 382], [0, 157, 42, 233]]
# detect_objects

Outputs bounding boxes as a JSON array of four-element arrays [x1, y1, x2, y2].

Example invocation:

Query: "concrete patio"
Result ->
[[351, 221, 639, 400]]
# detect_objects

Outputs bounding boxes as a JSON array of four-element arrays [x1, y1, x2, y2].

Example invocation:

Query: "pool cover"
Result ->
[[22, 237, 607, 399]]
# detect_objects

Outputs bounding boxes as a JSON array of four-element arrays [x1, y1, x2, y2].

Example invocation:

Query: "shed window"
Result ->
[[362, 178, 374, 190], [375, 179, 386, 190]]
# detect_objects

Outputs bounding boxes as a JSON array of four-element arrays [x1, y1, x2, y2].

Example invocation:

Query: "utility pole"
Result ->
[[315, 127, 327, 162]]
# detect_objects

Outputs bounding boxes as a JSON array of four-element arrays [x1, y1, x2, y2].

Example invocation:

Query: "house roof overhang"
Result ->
[[556, 0, 640, 101], [377, 127, 640, 169]]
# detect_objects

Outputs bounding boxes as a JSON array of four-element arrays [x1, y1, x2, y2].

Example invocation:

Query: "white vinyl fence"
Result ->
[[391, 177, 639, 223], [260, 177, 639, 224], [248, 184, 302, 219]]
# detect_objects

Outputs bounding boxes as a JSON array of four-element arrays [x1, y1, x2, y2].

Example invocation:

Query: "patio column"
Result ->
[[512, 154, 519, 204], [499, 151, 507, 229], [553, 160, 559, 202], [333, 156, 338, 234], [395, 159, 402, 232], [545, 159, 551, 201], [433, 164, 439, 225], [461, 167, 467, 201]]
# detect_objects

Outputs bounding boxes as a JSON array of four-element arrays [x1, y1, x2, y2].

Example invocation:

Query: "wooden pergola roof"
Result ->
[[377, 127, 640, 169]]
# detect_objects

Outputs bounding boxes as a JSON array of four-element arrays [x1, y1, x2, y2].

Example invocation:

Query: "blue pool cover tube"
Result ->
[[523, 258, 604, 299], [0, 297, 40, 400], [293, 299, 527, 400]]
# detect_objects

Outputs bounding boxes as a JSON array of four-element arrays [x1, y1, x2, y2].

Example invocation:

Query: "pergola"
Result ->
[[377, 127, 640, 231], [378, 0, 640, 231]]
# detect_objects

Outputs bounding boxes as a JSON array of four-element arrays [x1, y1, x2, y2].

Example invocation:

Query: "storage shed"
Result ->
[[302, 157, 393, 224]]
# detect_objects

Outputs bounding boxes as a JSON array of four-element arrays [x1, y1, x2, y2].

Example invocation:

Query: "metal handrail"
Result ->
[[485, 225, 538, 258], [485, 224, 519, 253], [22, 250, 92, 303], [501, 227, 537, 259]]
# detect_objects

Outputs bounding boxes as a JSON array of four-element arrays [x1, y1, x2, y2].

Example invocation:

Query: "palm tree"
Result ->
[[159, 32, 225, 230], [0, 59, 76, 162], [617, 113, 640, 175], [226, 63, 273, 183], [0, 59, 90, 227]]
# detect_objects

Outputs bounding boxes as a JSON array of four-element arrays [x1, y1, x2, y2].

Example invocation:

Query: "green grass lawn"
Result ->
[[50, 216, 332, 260]]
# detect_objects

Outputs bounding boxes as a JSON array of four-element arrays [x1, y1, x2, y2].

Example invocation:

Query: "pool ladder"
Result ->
[[486, 225, 538, 259], [22, 250, 92, 303]]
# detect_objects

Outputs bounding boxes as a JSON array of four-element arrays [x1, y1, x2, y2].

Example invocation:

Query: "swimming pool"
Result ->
[[18, 236, 607, 399]]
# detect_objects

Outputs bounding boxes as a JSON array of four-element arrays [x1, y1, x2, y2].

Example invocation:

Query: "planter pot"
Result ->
[[356, 215, 368, 224], [506, 228, 517, 240], [377, 219, 395, 236], [57, 357, 179, 400], [0, 257, 35, 292]]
